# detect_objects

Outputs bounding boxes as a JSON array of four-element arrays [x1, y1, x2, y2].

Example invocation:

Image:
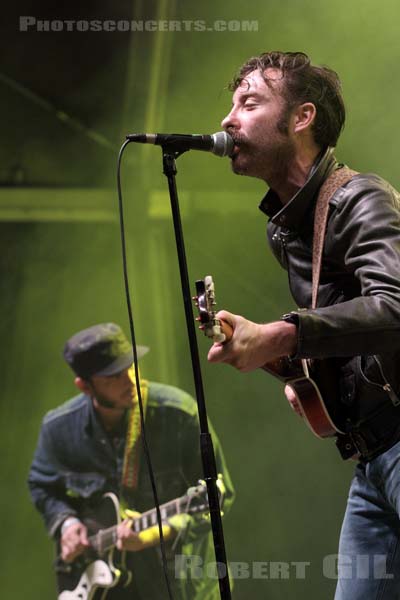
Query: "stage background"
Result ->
[[1, 1, 399, 598]]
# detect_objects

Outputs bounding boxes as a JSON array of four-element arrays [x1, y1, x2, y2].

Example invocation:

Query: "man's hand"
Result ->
[[207, 310, 297, 372], [60, 521, 89, 563], [116, 510, 176, 552], [284, 385, 304, 418]]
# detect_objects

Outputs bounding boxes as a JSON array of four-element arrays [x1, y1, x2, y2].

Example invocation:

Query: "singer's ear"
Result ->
[[293, 102, 316, 134]]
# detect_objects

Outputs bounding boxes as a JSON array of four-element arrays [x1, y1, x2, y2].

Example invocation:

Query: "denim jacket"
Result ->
[[28, 381, 234, 598], [28, 381, 234, 536]]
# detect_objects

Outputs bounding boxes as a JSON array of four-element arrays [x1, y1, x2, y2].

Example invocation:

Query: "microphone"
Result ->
[[126, 131, 234, 157]]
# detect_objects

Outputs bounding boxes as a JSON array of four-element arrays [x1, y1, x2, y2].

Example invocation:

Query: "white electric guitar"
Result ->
[[56, 481, 220, 599]]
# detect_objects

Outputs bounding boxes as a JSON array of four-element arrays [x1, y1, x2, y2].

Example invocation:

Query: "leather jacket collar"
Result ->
[[259, 146, 338, 230]]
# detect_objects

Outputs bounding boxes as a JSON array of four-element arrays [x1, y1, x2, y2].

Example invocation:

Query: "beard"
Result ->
[[227, 107, 296, 185], [95, 396, 117, 409], [90, 383, 134, 410]]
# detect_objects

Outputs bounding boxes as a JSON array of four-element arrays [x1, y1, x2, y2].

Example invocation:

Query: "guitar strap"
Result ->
[[121, 379, 148, 492], [312, 166, 359, 309]]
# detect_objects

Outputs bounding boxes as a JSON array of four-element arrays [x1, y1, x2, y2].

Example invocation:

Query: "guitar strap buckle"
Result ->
[[348, 431, 370, 458], [335, 431, 369, 460]]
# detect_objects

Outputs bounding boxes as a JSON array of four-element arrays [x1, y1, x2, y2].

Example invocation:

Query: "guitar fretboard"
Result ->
[[88, 493, 197, 554], [133, 496, 184, 532]]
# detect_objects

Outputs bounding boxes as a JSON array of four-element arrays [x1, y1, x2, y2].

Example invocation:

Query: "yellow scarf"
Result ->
[[121, 379, 148, 490]]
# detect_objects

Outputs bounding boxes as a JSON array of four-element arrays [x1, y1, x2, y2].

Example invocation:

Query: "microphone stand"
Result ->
[[162, 146, 231, 600]]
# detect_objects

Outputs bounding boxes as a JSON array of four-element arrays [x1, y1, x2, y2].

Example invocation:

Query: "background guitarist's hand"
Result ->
[[60, 520, 89, 563], [117, 512, 176, 552], [207, 310, 297, 372]]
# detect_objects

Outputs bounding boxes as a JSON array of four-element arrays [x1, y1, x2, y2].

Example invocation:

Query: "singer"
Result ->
[[206, 51, 400, 599]]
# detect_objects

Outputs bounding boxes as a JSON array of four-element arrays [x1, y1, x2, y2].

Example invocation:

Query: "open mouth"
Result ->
[[230, 143, 241, 159]]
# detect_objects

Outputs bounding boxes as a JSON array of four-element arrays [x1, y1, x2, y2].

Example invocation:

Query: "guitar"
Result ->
[[56, 481, 220, 599], [194, 275, 346, 438]]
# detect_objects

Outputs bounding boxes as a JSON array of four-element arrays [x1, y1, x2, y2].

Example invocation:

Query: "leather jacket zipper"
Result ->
[[373, 355, 400, 406], [358, 355, 400, 407], [279, 232, 294, 288]]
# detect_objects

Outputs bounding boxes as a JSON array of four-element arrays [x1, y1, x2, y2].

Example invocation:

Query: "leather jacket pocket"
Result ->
[[358, 355, 384, 386]]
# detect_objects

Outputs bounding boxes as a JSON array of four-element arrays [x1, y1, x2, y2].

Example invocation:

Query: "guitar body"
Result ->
[[56, 493, 131, 600], [263, 357, 346, 437]]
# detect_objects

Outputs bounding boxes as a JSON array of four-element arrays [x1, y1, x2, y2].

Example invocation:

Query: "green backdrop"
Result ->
[[1, 0, 399, 598]]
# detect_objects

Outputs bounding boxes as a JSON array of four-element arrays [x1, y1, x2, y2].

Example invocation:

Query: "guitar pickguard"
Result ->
[[58, 560, 113, 600]]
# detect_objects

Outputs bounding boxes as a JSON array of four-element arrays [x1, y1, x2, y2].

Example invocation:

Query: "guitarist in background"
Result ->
[[207, 51, 400, 599], [28, 322, 234, 599]]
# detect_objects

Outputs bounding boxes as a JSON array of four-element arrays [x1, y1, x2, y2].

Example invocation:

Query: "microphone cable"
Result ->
[[117, 139, 174, 600]]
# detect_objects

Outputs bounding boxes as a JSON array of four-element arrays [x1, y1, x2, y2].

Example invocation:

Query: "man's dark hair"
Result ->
[[230, 51, 345, 148]]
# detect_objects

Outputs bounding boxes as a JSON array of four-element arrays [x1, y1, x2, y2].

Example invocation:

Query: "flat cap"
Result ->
[[63, 322, 149, 379]]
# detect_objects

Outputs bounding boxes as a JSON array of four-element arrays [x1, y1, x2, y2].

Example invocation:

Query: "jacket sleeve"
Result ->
[[296, 175, 400, 358], [27, 419, 77, 538]]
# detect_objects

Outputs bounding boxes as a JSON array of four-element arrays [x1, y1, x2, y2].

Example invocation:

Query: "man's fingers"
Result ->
[[118, 520, 136, 539], [284, 385, 303, 417], [61, 544, 70, 561], [61, 542, 83, 563], [284, 385, 297, 402], [207, 342, 226, 363], [80, 529, 89, 546], [215, 310, 237, 328], [61, 524, 90, 562], [207, 311, 239, 363], [117, 521, 141, 551], [123, 518, 133, 531]]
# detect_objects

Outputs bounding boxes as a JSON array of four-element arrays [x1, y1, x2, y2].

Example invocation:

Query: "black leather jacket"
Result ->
[[259, 147, 400, 428]]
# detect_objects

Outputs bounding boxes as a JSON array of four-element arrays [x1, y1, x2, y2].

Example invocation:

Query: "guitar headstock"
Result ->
[[184, 476, 225, 517], [193, 275, 226, 343]]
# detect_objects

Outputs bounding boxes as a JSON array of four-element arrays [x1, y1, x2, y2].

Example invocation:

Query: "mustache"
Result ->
[[226, 128, 246, 146]]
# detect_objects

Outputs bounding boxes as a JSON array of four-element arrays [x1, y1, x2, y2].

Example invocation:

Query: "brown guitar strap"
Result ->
[[312, 167, 358, 309]]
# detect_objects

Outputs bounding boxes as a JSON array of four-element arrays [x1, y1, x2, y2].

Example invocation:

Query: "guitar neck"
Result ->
[[88, 495, 189, 553], [132, 495, 186, 533]]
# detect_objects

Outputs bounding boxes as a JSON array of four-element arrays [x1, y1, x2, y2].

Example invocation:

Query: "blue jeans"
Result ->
[[335, 439, 400, 599]]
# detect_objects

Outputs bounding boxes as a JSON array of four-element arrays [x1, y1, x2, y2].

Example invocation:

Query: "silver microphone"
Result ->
[[126, 131, 234, 157]]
